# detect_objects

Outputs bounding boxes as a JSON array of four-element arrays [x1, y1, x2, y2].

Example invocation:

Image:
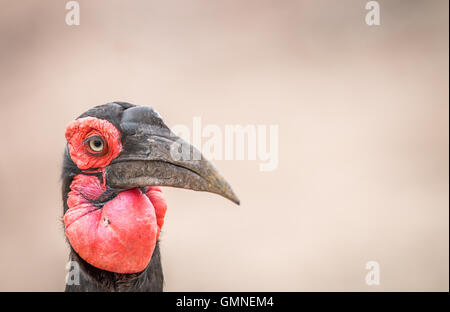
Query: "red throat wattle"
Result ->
[[64, 175, 167, 273]]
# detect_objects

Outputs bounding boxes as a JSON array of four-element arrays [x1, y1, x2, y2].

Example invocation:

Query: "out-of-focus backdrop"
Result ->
[[0, 0, 448, 291]]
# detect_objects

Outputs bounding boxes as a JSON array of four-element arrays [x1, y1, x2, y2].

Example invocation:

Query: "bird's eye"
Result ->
[[85, 136, 106, 154]]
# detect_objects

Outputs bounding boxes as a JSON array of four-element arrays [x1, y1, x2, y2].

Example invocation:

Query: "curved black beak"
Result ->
[[104, 106, 240, 205]]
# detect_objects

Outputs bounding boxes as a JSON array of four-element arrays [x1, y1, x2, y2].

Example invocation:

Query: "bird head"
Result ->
[[62, 102, 239, 274]]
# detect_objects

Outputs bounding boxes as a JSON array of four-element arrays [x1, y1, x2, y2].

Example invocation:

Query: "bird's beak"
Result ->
[[104, 109, 240, 205]]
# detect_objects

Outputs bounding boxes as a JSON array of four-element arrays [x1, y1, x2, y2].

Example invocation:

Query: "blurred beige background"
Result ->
[[0, 0, 448, 291]]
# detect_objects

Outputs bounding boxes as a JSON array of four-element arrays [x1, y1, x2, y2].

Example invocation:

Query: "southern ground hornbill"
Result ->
[[62, 102, 239, 291]]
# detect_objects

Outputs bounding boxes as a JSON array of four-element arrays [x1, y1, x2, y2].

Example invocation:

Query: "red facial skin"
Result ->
[[63, 118, 167, 274], [65, 117, 122, 170]]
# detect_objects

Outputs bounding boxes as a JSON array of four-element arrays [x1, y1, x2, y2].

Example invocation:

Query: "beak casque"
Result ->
[[104, 106, 240, 205]]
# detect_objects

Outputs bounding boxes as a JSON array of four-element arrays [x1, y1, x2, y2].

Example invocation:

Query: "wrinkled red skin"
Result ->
[[64, 175, 167, 274], [63, 118, 167, 274], [65, 117, 122, 170]]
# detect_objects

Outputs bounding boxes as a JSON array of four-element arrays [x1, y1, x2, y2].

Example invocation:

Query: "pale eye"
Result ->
[[87, 136, 105, 153]]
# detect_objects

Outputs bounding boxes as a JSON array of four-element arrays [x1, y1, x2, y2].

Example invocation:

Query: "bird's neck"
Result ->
[[65, 242, 163, 292]]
